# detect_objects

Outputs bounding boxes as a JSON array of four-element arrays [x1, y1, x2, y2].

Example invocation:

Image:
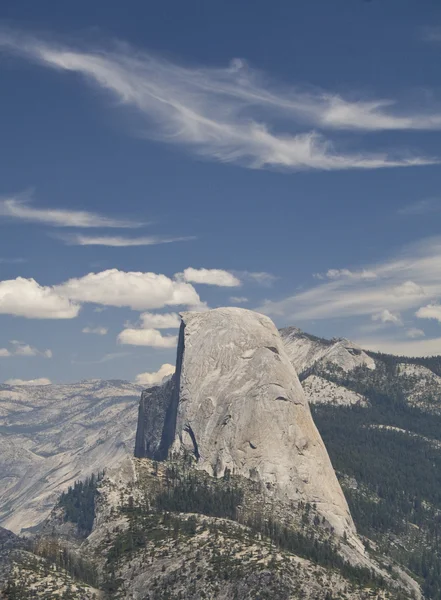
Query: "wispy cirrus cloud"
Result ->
[[0, 194, 193, 248], [314, 268, 377, 281], [258, 238, 441, 357], [0, 195, 144, 228], [356, 335, 441, 357], [406, 328, 425, 339], [258, 237, 441, 323], [398, 198, 441, 216], [71, 351, 130, 365], [230, 296, 249, 304], [0, 30, 439, 171], [421, 26, 441, 43], [0, 257, 26, 264], [58, 233, 195, 246], [241, 271, 278, 286]]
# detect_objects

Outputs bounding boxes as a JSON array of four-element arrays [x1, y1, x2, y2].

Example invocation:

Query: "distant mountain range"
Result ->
[[0, 379, 142, 532], [2, 324, 441, 535], [2, 312, 441, 598], [280, 326, 376, 377]]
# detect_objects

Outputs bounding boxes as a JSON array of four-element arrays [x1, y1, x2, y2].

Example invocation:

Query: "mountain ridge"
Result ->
[[2, 321, 441, 534], [3, 310, 440, 597]]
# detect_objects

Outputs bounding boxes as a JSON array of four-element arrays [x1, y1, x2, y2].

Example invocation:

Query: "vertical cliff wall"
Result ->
[[135, 307, 357, 539]]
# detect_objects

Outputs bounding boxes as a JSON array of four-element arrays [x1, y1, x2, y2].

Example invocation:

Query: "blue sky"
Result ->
[[1, 0, 441, 384]]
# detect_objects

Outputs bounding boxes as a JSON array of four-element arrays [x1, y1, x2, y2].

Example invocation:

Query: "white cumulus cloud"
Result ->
[[0, 268, 206, 320], [416, 303, 441, 323], [56, 269, 201, 311], [5, 377, 52, 386], [178, 268, 241, 287], [135, 363, 175, 386], [119, 312, 180, 348], [0, 278, 80, 319], [82, 326, 108, 335], [393, 281, 425, 297], [8, 341, 52, 357], [140, 312, 180, 329], [372, 310, 402, 325], [118, 328, 177, 348]]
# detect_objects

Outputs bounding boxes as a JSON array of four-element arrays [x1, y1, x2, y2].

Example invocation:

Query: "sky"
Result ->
[[1, 0, 441, 384]]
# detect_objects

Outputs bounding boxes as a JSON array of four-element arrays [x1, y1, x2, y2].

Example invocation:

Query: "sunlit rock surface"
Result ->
[[280, 326, 376, 377], [136, 307, 357, 540]]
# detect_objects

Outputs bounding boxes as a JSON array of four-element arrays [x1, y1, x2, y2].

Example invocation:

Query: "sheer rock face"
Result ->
[[134, 377, 176, 460], [136, 307, 357, 540]]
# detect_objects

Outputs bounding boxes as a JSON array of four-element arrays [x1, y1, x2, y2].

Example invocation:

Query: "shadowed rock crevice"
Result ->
[[265, 346, 280, 355], [157, 321, 185, 459], [134, 322, 185, 460], [184, 423, 200, 460]]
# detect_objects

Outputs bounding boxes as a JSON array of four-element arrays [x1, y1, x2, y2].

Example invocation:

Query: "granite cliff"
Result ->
[[135, 307, 357, 542]]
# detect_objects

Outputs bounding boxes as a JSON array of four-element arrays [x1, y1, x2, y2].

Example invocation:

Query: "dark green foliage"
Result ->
[[2, 539, 98, 598], [31, 537, 99, 587], [245, 514, 381, 588], [314, 404, 441, 532], [106, 511, 199, 567], [2, 579, 25, 599], [367, 350, 441, 378], [311, 358, 441, 599], [58, 471, 103, 535], [106, 466, 382, 591], [155, 469, 243, 520]]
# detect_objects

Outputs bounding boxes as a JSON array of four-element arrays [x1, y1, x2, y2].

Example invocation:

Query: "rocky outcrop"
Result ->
[[302, 375, 368, 407], [38, 457, 416, 600], [0, 526, 24, 584], [135, 307, 358, 540], [280, 326, 375, 378]]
